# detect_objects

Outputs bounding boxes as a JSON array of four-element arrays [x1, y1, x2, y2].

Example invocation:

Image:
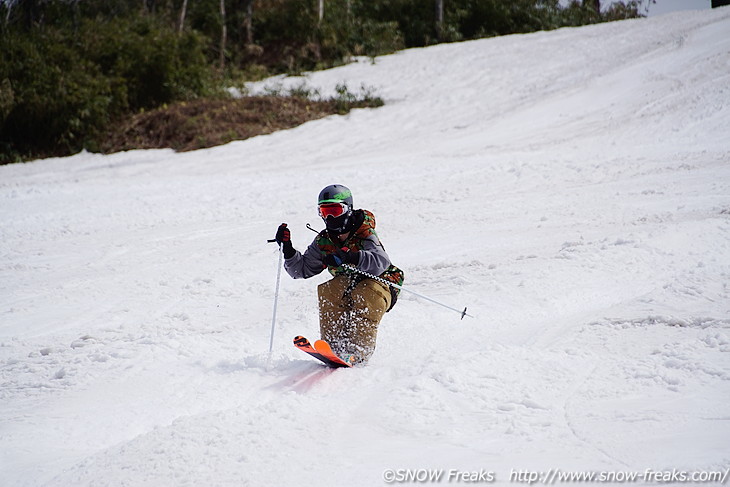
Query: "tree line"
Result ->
[[0, 0, 641, 163]]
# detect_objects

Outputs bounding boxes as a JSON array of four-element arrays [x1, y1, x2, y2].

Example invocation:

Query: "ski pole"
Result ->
[[343, 264, 474, 320], [268, 241, 284, 354], [305, 224, 473, 320]]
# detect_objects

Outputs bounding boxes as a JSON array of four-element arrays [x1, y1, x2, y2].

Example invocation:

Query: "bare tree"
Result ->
[[243, 0, 254, 46], [219, 0, 227, 69], [178, 0, 188, 34], [435, 0, 444, 41]]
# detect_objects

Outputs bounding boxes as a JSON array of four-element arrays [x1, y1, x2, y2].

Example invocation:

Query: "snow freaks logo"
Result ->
[[383, 469, 496, 483], [382, 468, 730, 484]]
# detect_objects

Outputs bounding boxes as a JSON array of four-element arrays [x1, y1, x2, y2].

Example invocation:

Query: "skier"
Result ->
[[274, 184, 404, 365]]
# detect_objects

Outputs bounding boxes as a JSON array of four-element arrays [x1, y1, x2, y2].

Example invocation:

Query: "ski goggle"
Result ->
[[318, 202, 349, 219]]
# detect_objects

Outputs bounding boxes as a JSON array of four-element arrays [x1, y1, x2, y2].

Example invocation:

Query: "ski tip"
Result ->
[[313, 339, 333, 353]]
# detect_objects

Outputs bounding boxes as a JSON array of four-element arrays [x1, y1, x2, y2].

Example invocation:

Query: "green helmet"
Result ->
[[317, 184, 353, 207], [318, 184, 353, 234]]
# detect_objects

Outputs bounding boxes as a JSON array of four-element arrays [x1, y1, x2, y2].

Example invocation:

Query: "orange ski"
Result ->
[[314, 339, 353, 367], [293, 336, 352, 368]]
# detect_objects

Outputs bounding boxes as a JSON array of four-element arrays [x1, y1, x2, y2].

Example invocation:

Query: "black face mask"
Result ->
[[323, 211, 352, 235]]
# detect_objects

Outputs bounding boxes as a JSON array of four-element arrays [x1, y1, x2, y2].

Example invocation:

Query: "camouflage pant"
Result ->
[[318, 274, 392, 364]]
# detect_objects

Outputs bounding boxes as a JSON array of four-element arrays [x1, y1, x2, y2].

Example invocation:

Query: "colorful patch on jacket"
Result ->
[[317, 209, 404, 288]]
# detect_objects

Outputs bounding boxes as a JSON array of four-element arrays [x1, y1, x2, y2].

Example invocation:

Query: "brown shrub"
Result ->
[[98, 96, 353, 153]]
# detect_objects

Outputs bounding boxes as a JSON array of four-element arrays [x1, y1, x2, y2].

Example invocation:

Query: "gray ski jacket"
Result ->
[[284, 210, 391, 280]]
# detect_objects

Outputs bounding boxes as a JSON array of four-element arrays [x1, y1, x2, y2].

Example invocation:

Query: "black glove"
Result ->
[[275, 223, 295, 259], [323, 250, 360, 268]]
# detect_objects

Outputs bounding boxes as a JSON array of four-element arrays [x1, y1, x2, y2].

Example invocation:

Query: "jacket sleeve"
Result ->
[[284, 238, 325, 279], [354, 233, 391, 277], [284, 231, 391, 279]]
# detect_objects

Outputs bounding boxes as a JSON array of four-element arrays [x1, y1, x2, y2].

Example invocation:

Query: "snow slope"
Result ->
[[2, 8, 730, 486]]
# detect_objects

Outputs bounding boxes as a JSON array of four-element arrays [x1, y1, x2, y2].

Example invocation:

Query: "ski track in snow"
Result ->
[[2, 8, 730, 486]]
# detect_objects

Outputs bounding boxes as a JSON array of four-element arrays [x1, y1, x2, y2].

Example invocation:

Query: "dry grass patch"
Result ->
[[98, 94, 381, 153]]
